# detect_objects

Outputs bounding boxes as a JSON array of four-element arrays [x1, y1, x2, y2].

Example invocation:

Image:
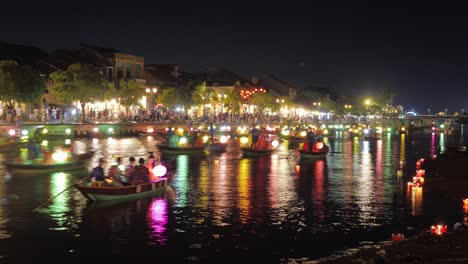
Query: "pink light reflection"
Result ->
[[147, 198, 168, 245]]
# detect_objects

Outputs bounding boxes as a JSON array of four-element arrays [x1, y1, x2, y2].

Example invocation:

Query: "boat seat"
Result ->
[[91, 181, 105, 187]]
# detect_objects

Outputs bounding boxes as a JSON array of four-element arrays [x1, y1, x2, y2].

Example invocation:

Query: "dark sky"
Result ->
[[1, 5, 467, 113]]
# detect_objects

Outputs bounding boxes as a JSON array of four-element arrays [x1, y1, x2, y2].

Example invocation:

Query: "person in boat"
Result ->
[[146, 152, 157, 182], [124, 157, 136, 182], [107, 157, 125, 186], [312, 137, 328, 152], [255, 128, 269, 149], [90, 158, 106, 183], [26, 139, 40, 160], [128, 158, 151, 185], [249, 124, 260, 148], [306, 128, 316, 152]]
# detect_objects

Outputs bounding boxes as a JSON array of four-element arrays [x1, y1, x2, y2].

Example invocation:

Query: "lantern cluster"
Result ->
[[240, 87, 266, 100], [431, 225, 447, 235], [408, 158, 425, 189]]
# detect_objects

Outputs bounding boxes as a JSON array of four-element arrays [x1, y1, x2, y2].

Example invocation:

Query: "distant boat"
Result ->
[[299, 143, 329, 159], [241, 147, 274, 157], [156, 143, 205, 155], [76, 171, 175, 202], [5, 151, 95, 175]]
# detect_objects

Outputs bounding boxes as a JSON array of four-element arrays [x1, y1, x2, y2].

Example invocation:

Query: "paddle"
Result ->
[[32, 174, 91, 212]]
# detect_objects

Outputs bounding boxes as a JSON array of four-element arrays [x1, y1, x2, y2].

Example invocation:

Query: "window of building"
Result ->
[[126, 63, 133, 79], [135, 64, 141, 79], [117, 61, 124, 79]]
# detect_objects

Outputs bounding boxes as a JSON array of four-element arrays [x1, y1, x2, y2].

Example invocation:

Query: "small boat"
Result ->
[[299, 143, 329, 159], [241, 147, 274, 157], [288, 135, 306, 142], [5, 151, 95, 175], [157, 143, 205, 155], [299, 149, 328, 159], [206, 142, 228, 153], [76, 171, 175, 202]]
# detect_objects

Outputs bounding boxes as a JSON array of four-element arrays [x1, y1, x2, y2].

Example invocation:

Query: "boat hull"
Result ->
[[241, 147, 274, 156], [157, 144, 205, 155], [299, 149, 328, 159], [76, 172, 174, 202]]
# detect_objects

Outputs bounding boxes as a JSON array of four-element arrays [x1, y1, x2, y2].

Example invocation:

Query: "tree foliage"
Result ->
[[191, 82, 214, 115], [251, 92, 277, 112], [50, 63, 106, 118], [0, 60, 46, 108], [224, 89, 243, 113], [117, 79, 143, 112]]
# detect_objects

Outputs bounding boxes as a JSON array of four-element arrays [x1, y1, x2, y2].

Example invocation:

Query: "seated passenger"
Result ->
[[128, 158, 151, 185]]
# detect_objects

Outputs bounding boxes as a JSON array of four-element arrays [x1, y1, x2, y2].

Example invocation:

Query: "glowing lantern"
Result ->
[[108, 127, 114, 133], [463, 198, 468, 211], [8, 129, 15, 136], [147, 128, 154, 133], [300, 131, 307, 137], [295, 164, 300, 175], [281, 130, 290, 136], [153, 165, 167, 177], [52, 150, 68, 162], [177, 128, 184, 135], [179, 137, 188, 145], [202, 135, 209, 143], [42, 128, 48, 134], [401, 127, 406, 131], [65, 139, 71, 145], [315, 142, 324, 150], [65, 128, 72, 134], [21, 130, 28, 136], [271, 140, 279, 148], [93, 127, 99, 133], [391, 233, 404, 242], [363, 128, 369, 135], [220, 135, 228, 144], [323, 129, 329, 135], [240, 137, 249, 144], [431, 225, 447, 235], [118, 164, 126, 171], [41, 140, 48, 147]]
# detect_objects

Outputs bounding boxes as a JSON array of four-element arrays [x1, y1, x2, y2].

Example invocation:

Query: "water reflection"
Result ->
[[147, 198, 168, 245], [409, 187, 423, 216]]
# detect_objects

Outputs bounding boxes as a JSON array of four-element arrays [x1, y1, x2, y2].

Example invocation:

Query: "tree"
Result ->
[[224, 89, 243, 113], [156, 87, 179, 110], [50, 63, 106, 120], [191, 82, 215, 116], [117, 79, 143, 114], [377, 88, 396, 107], [0, 60, 46, 109], [251, 93, 277, 113]]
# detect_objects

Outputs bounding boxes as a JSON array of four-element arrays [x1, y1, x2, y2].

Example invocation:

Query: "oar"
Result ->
[[32, 175, 90, 212]]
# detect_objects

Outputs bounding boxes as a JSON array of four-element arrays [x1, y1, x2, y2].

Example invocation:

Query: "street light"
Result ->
[[365, 99, 371, 106]]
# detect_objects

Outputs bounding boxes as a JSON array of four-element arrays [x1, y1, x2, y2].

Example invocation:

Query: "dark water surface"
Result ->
[[0, 133, 464, 262]]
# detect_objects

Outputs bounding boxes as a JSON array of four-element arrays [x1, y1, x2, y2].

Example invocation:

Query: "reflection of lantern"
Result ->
[[295, 164, 300, 175], [153, 165, 167, 177], [316, 142, 324, 150], [463, 198, 468, 211], [8, 129, 16, 136], [431, 225, 447, 235], [271, 140, 279, 148], [300, 131, 307, 137]]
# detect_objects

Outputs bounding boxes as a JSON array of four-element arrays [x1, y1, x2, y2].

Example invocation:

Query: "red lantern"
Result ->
[[391, 233, 404, 242], [463, 198, 468, 211], [431, 225, 447, 235], [315, 142, 324, 150]]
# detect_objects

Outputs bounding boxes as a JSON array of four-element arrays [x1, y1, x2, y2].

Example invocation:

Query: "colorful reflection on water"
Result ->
[[0, 134, 464, 262]]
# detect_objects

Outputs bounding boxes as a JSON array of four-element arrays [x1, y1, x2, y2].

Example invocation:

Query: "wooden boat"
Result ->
[[76, 171, 175, 202], [241, 147, 274, 157], [5, 151, 95, 175], [206, 142, 228, 153], [157, 143, 205, 155], [299, 149, 329, 159], [288, 135, 306, 141]]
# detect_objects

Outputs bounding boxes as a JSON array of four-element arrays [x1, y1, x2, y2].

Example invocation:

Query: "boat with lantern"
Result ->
[[241, 147, 275, 156], [299, 142, 329, 159], [5, 151, 95, 175], [76, 170, 176, 202]]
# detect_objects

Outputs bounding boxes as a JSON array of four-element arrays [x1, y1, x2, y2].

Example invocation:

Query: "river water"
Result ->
[[0, 132, 464, 262]]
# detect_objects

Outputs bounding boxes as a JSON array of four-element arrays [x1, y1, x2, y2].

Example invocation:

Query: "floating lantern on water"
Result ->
[[42, 128, 48, 134], [65, 139, 71, 145], [281, 130, 290, 136], [21, 130, 28, 136], [147, 128, 154, 133], [416, 169, 425, 177], [177, 128, 184, 135], [271, 140, 279, 148], [52, 150, 68, 162], [240, 136, 249, 144], [65, 128, 72, 134], [323, 129, 329, 135], [202, 135, 209, 143], [463, 198, 468, 211], [300, 131, 307, 137], [219, 135, 228, 144], [93, 127, 99, 133], [363, 128, 369, 135], [431, 225, 447, 235], [296, 164, 300, 175], [8, 129, 15, 136], [107, 127, 114, 133], [391, 233, 405, 242], [153, 164, 167, 177]]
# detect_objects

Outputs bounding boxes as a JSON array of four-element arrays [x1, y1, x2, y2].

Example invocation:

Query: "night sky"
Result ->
[[2, 5, 467, 113]]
